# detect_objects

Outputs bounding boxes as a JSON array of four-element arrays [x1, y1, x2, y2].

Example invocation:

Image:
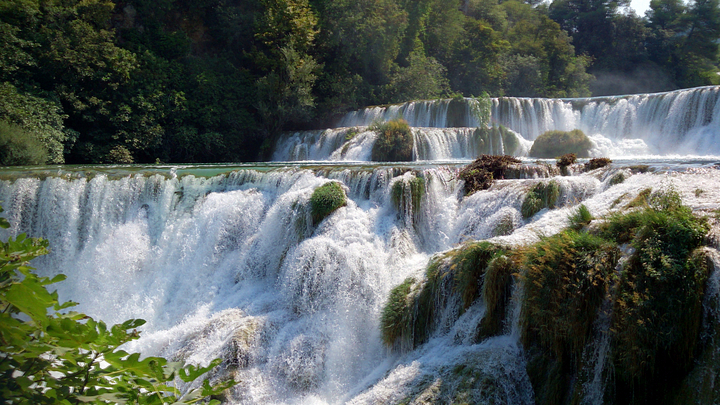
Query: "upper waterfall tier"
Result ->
[[333, 86, 720, 156]]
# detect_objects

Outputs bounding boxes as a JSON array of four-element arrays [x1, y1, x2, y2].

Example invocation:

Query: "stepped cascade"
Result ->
[[275, 86, 720, 161], [2, 86, 720, 404]]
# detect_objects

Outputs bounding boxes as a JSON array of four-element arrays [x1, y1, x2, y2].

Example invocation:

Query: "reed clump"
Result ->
[[310, 182, 347, 226], [370, 118, 413, 162]]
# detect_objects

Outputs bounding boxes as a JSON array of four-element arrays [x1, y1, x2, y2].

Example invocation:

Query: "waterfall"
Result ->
[[3, 163, 720, 404], [305, 86, 720, 159]]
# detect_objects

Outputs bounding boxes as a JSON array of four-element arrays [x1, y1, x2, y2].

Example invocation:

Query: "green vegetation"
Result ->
[[529, 129, 593, 159], [0, 121, 49, 166], [521, 230, 619, 404], [381, 242, 512, 350], [585, 157, 612, 171], [380, 187, 716, 405], [568, 204, 593, 230], [458, 155, 522, 195], [310, 181, 347, 226], [370, 119, 414, 162], [1, 0, 717, 163], [521, 180, 560, 218], [609, 172, 626, 186], [0, 208, 234, 404], [380, 277, 416, 350]]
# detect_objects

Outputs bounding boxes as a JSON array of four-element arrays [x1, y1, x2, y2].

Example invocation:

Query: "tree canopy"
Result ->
[[0, 0, 717, 164]]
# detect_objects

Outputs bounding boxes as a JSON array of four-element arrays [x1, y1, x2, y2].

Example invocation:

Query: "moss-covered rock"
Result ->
[[380, 242, 515, 351], [391, 175, 425, 222], [458, 155, 522, 195], [310, 181, 347, 226], [371, 118, 414, 162], [473, 125, 522, 156], [521, 180, 560, 218], [529, 129, 593, 158]]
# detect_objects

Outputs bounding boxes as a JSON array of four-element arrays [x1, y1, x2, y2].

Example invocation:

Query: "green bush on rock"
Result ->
[[529, 129, 593, 158], [370, 119, 413, 162], [310, 181, 347, 226]]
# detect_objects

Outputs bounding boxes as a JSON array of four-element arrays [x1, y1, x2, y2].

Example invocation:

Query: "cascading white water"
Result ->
[[316, 86, 720, 159], [273, 127, 530, 162], [3, 162, 720, 404]]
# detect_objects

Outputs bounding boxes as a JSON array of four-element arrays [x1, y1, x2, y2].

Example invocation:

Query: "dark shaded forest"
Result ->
[[1, 0, 718, 164]]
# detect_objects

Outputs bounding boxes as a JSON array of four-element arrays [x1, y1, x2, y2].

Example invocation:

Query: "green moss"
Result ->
[[491, 212, 515, 237], [458, 155, 521, 195], [477, 254, 515, 338], [310, 181, 347, 226], [380, 277, 416, 349], [521, 181, 560, 218], [370, 119, 414, 162], [605, 193, 710, 402], [529, 129, 593, 158]]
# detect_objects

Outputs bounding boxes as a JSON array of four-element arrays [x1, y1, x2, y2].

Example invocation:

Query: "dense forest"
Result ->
[[0, 0, 718, 164]]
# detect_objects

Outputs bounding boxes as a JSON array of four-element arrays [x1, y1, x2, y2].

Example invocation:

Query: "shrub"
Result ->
[[105, 145, 135, 164], [310, 181, 347, 226], [585, 157, 612, 171], [370, 119, 413, 161], [529, 129, 593, 158], [0, 120, 48, 166], [458, 155, 522, 195], [521, 181, 560, 218]]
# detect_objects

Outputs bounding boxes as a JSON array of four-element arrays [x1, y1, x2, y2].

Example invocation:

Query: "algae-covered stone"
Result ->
[[529, 129, 593, 158], [310, 181, 347, 226]]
